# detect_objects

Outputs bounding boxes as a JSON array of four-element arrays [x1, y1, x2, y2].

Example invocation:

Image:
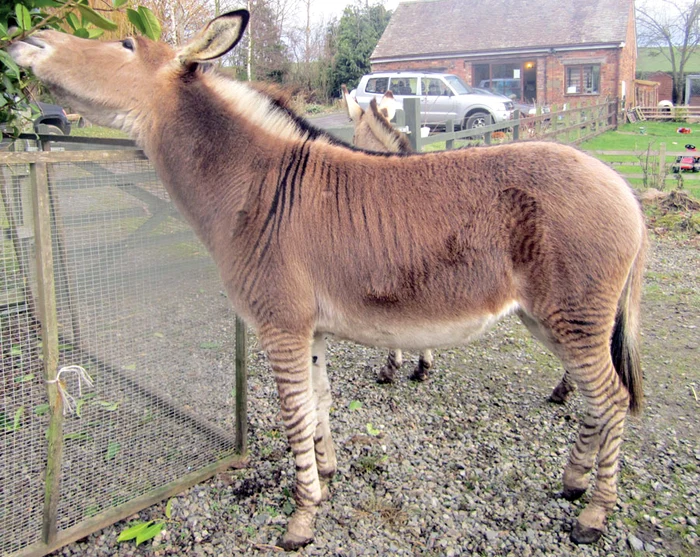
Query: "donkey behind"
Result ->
[[9, 11, 646, 550], [342, 84, 434, 383]]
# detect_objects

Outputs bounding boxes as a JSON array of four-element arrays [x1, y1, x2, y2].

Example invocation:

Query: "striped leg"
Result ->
[[262, 327, 321, 550], [409, 349, 434, 381], [377, 349, 402, 383], [557, 331, 630, 543], [311, 333, 337, 492], [549, 370, 577, 404]]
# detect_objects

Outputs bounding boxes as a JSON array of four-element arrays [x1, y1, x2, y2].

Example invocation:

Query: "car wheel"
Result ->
[[466, 112, 490, 130], [35, 123, 64, 135]]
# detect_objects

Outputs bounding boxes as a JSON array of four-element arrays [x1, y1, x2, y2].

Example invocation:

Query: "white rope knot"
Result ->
[[46, 365, 94, 416]]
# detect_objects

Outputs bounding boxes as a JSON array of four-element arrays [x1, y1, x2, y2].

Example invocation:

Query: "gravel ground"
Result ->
[[51, 236, 699, 557]]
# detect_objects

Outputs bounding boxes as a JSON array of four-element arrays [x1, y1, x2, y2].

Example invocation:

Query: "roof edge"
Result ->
[[371, 43, 625, 64]]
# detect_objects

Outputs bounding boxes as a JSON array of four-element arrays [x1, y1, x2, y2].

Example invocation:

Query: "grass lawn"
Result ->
[[71, 125, 129, 139], [579, 121, 700, 199], [579, 120, 695, 152]]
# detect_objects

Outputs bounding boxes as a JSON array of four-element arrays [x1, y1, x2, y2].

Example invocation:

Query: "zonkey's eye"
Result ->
[[122, 39, 135, 51]]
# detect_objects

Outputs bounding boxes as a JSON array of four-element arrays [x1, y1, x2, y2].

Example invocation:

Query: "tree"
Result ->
[[217, 0, 289, 82], [636, 0, 700, 103], [137, 0, 210, 45], [330, 1, 391, 99]]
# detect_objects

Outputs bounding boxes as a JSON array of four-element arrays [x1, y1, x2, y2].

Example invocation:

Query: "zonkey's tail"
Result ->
[[610, 237, 646, 415]]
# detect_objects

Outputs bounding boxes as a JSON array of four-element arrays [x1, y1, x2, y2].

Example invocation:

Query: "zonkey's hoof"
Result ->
[[561, 487, 587, 501], [376, 370, 395, 384], [277, 531, 314, 551], [570, 521, 604, 544], [548, 393, 568, 404], [409, 369, 430, 382]]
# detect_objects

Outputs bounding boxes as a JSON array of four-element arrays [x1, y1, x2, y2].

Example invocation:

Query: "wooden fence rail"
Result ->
[[583, 143, 700, 190], [631, 105, 700, 122], [400, 98, 619, 151]]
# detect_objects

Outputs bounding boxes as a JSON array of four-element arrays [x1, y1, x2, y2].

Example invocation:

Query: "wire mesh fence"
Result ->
[[0, 136, 247, 556]]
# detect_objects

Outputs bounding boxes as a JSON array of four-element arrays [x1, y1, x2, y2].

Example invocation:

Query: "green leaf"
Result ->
[[282, 499, 294, 516], [64, 12, 79, 30], [75, 398, 86, 417], [33, 0, 62, 7], [14, 374, 35, 383], [123, 363, 136, 371], [117, 521, 153, 542], [15, 4, 31, 31], [348, 400, 362, 411], [136, 6, 161, 40], [76, 5, 118, 31], [87, 28, 104, 39], [34, 403, 50, 416], [0, 51, 20, 80], [105, 441, 120, 461], [10, 344, 22, 356], [126, 8, 146, 35], [165, 497, 174, 519], [113, 0, 128, 7], [94, 400, 119, 411], [12, 407, 24, 430], [73, 28, 90, 39], [366, 422, 380, 436], [136, 521, 164, 545]]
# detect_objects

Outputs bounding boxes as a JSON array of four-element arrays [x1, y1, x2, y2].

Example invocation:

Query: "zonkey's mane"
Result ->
[[246, 80, 409, 157]]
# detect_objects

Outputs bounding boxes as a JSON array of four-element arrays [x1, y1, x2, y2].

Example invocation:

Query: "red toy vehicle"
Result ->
[[671, 144, 700, 173]]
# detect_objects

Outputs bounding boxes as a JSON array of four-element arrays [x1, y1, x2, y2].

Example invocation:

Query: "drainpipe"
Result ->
[[615, 47, 621, 108]]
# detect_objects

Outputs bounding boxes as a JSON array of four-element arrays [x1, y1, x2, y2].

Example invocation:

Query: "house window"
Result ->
[[566, 65, 600, 94], [471, 62, 523, 100]]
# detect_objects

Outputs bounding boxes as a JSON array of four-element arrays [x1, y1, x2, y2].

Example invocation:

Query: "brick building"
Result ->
[[636, 47, 700, 104], [371, 0, 637, 108]]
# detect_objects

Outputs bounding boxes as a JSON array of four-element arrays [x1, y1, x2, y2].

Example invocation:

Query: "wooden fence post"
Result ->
[[403, 97, 421, 152], [393, 108, 405, 129], [445, 120, 454, 150], [31, 161, 63, 546], [235, 315, 248, 455], [658, 142, 666, 186]]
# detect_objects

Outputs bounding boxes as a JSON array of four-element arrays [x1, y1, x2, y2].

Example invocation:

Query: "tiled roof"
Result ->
[[372, 0, 633, 60]]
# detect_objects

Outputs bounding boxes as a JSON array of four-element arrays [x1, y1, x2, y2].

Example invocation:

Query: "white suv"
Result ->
[[351, 72, 514, 129]]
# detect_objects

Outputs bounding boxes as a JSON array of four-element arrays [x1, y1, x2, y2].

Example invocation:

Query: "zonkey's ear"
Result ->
[[177, 9, 250, 65], [341, 84, 363, 123]]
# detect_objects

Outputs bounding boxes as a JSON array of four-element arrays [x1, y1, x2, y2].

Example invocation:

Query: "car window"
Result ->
[[422, 78, 450, 96], [365, 77, 389, 94], [389, 77, 417, 96], [444, 75, 473, 95]]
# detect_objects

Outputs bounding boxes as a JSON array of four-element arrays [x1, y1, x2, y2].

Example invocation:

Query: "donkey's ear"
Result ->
[[378, 92, 397, 122], [341, 84, 364, 123], [177, 10, 250, 64]]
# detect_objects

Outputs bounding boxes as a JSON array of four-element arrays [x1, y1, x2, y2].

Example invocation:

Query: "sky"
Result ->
[[312, 0, 402, 22]]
